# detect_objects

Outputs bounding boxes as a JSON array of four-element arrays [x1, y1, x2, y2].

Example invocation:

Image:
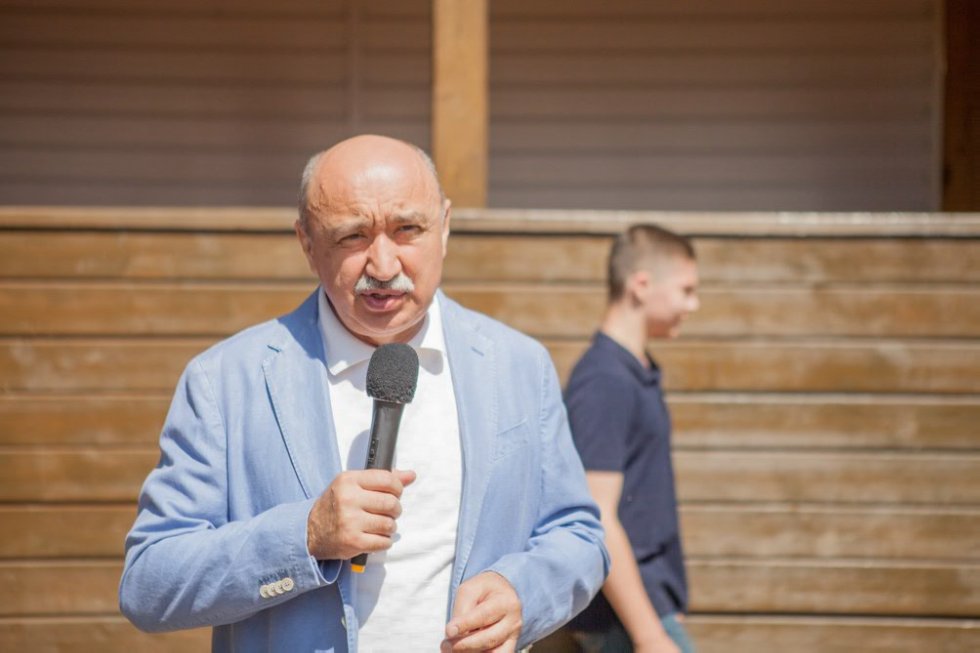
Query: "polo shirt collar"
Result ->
[[593, 330, 662, 386], [317, 288, 446, 377]]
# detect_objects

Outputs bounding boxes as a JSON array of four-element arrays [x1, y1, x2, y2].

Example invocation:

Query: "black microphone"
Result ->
[[351, 342, 420, 573]]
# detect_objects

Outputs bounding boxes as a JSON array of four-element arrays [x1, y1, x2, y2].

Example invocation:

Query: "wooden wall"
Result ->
[[0, 207, 977, 652]]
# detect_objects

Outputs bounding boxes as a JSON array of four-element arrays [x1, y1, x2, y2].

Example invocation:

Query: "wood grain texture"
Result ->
[[3, 337, 977, 394], [0, 617, 209, 653], [674, 451, 980, 505], [3, 449, 977, 506], [3, 282, 978, 338], [4, 231, 977, 283], [2, 559, 976, 617], [5, 503, 976, 562], [432, 0, 488, 206], [687, 559, 980, 616]]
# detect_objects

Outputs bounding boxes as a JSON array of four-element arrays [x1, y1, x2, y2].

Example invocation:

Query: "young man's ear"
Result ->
[[625, 269, 650, 304]]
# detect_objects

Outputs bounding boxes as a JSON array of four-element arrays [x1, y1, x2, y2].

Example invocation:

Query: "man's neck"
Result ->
[[599, 303, 649, 367]]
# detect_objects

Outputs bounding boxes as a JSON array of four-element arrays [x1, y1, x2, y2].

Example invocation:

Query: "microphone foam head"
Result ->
[[366, 343, 420, 404]]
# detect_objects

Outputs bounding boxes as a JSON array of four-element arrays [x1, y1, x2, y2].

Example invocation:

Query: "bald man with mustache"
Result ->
[[120, 135, 609, 653]]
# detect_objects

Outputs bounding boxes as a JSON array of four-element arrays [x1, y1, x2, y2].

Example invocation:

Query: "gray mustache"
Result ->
[[355, 273, 415, 293]]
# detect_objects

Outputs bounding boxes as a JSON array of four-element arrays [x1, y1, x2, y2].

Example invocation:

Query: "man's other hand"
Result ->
[[442, 571, 522, 652]]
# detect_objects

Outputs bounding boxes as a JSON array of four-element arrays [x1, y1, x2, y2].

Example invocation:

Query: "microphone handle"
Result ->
[[351, 400, 405, 572]]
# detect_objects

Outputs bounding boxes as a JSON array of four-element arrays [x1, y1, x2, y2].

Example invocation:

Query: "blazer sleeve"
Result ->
[[487, 346, 610, 647], [118, 357, 339, 632]]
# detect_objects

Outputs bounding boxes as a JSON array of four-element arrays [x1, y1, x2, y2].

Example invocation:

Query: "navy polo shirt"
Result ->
[[565, 332, 688, 628]]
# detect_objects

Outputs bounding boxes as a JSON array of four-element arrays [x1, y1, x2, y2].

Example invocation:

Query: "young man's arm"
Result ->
[[587, 471, 680, 653]]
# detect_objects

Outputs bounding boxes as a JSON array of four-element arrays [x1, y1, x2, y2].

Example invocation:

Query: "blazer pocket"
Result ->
[[491, 418, 530, 462]]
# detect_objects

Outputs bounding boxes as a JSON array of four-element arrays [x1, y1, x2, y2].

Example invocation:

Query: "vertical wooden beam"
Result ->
[[432, 0, 488, 207], [943, 0, 978, 210]]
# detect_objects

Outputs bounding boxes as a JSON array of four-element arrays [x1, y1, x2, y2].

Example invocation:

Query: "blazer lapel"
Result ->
[[441, 293, 497, 590], [262, 290, 343, 498]]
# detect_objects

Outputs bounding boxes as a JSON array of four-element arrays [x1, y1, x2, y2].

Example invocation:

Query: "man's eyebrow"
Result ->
[[390, 210, 431, 223]]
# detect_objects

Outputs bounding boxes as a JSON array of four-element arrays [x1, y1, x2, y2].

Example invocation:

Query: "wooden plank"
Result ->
[[686, 615, 980, 653], [675, 451, 980, 505], [6, 503, 976, 562], [681, 505, 980, 560], [3, 449, 977, 505], [0, 338, 205, 393], [0, 396, 169, 446], [0, 616, 209, 653], [688, 559, 980, 616], [0, 283, 311, 337], [638, 340, 980, 394], [3, 337, 976, 394], [3, 393, 978, 450], [0, 562, 123, 616], [2, 207, 978, 237], [0, 450, 157, 502], [453, 286, 980, 339], [0, 506, 132, 558], [2, 283, 978, 338], [0, 233, 311, 281], [3, 559, 976, 618], [432, 0, 488, 207], [670, 394, 980, 450], [2, 231, 977, 284], [3, 615, 978, 653]]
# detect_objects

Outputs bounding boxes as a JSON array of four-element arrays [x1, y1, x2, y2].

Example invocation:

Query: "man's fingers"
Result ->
[[444, 572, 522, 652], [355, 468, 415, 495]]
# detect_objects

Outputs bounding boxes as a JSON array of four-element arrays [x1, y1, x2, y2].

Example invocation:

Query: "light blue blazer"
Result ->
[[120, 290, 609, 652]]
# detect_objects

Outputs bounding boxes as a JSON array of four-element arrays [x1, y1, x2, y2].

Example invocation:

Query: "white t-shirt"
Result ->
[[318, 291, 463, 651]]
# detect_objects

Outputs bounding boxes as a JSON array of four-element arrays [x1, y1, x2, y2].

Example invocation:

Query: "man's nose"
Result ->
[[365, 235, 401, 281]]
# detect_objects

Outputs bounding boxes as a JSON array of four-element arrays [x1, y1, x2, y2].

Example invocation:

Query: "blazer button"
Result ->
[[281, 577, 295, 592], [259, 584, 270, 599]]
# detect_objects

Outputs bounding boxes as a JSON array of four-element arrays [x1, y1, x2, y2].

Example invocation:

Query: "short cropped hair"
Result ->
[[607, 224, 696, 302]]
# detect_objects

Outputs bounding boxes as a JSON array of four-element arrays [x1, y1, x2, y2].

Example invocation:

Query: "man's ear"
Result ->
[[294, 219, 317, 273], [440, 199, 452, 258], [626, 269, 650, 304]]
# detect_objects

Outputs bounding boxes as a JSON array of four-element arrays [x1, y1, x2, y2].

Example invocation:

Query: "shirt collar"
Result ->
[[593, 330, 662, 386], [317, 288, 447, 377]]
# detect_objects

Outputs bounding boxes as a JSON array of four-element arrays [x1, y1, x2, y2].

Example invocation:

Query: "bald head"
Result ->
[[293, 134, 452, 346], [298, 135, 444, 232]]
